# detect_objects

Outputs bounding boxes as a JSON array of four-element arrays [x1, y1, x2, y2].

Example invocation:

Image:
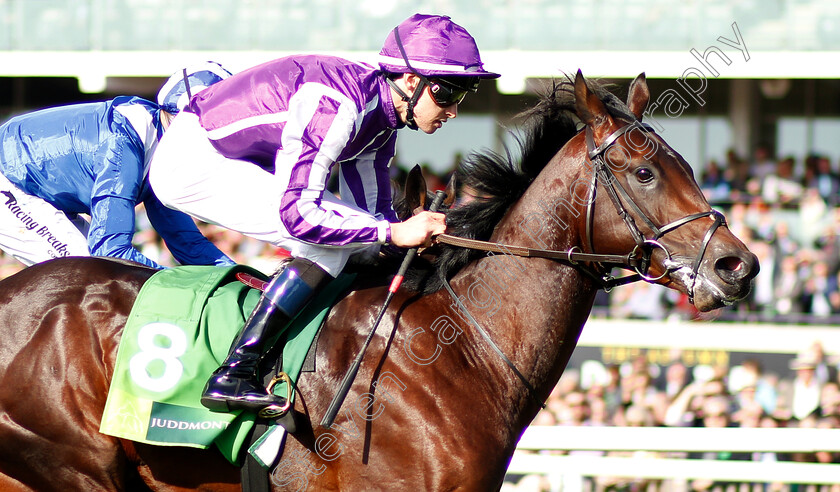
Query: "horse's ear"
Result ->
[[574, 70, 610, 131], [404, 164, 427, 214], [627, 72, 650, 120], [443, 174, 457, 208]]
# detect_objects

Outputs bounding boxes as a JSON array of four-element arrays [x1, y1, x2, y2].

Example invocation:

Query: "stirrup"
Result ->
[[258, 372, 293, 419]]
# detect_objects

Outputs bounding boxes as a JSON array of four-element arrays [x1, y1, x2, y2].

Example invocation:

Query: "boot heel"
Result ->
[[200, 395, 231, 413]]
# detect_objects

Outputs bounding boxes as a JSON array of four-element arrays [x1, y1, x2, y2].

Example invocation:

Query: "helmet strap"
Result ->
[[389, 25, 438, 131], [386, 76, 425, 130]]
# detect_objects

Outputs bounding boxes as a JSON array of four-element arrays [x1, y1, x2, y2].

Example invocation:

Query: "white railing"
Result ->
[[505, 320, 840, 488], [577, 318, 840, 355], [509, 426, 840, 485]]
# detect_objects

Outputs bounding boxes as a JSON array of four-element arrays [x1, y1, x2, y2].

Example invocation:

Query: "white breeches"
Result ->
[[148, 112, 379, 277], [0, 172, 91, 266]]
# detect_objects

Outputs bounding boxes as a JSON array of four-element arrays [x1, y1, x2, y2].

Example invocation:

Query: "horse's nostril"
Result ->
[[715, 252, 759, 283], [719, 256, 743, 272]]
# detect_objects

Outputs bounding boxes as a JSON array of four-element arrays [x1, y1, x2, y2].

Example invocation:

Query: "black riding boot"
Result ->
[[200, 258, 329, 413]]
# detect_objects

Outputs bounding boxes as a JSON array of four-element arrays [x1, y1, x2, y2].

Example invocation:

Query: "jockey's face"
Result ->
[[395, 73, 458, 134]]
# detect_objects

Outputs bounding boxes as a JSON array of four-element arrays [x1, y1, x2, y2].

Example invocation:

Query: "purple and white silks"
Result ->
[[188, 55, 400, 248]]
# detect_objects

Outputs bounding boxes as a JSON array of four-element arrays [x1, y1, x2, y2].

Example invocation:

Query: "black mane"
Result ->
[[367, 75, 637, 294]]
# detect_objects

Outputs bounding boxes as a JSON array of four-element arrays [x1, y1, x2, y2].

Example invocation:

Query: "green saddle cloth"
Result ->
[[99, 264, 353, 464]]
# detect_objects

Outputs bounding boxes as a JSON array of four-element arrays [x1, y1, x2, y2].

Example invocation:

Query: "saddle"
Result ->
[[99, 265, 355, 467]]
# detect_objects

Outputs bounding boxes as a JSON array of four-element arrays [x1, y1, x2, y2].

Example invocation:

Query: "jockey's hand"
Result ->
[[389, 211, 446, 248]]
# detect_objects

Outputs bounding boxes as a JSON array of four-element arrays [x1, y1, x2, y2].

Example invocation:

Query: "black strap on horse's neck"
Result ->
[[439, 272, 546, 410]]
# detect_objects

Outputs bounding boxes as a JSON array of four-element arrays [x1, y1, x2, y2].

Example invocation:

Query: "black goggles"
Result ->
[[427, 79, 469, 107]]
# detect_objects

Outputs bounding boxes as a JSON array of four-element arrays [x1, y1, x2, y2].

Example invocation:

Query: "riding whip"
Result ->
[[320, 189, 447, 428]]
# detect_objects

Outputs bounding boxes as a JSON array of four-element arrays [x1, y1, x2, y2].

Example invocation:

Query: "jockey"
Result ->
[[0, 61, 235, 269], [148, 13, 499, 413]]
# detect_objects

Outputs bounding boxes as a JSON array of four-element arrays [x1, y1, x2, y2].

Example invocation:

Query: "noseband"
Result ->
[[584, 122, 726, 302]]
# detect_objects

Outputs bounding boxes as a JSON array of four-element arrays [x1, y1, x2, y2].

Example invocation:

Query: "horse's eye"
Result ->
[[635, 167, 654, 183]]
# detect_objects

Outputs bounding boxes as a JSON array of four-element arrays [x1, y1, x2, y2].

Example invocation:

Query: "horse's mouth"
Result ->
[[664, 260, 756, 312]]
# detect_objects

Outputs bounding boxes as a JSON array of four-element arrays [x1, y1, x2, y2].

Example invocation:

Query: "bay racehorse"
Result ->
[[0, 71, 757, 491]]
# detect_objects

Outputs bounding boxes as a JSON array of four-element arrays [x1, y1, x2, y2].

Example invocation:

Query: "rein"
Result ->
[[435, 234, 643, 289]]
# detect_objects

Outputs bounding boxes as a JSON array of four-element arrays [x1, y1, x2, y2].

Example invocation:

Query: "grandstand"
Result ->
[[2, 0, 840, 163]]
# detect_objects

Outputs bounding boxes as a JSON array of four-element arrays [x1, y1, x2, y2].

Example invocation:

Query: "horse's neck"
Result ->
[[450, 164, 598, 428]]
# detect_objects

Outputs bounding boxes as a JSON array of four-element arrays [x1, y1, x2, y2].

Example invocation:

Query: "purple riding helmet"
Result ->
[[379, 14, 499, 129]]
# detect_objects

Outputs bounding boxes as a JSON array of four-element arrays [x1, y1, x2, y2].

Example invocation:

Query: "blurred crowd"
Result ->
[[505, 341, 840, 492]]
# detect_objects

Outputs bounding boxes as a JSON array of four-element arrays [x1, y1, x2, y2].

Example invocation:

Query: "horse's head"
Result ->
[[564, 70, 758, 311]]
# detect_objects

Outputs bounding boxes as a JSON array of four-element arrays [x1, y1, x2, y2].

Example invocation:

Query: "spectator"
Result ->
[[803, 154, 840, 206], [602, 364, 624, 416], [623, 368, 668, 425], [786, 353, 823, 421], [725, 148, 750, 198], [820, 382, 840, 417], [769, 221, 800, 269], [700, 159, 733, 205], [586, 396, 611, 427], [729, 358, 778, 415], [748, 145, 777, 185], [807, 341, 834, 385], [802, 258, 837, 317], [773, 255, 805, 317], [761, 156, 803, 206], [800, 188, 828, 246], [556, 391, 589, 426], [814, 207, 840, 273], [663, 361, 691, 403]]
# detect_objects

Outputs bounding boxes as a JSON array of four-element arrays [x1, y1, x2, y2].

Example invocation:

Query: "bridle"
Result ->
[[436, 119, 726, 303], [582, 122, 725, 303]]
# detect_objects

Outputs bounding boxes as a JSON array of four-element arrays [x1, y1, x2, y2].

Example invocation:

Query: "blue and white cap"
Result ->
[[157, 61, 232, 113]]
